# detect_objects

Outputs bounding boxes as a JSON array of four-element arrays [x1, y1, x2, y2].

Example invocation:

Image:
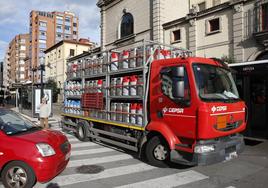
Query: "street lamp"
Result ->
[[39, 57, 45, 100]]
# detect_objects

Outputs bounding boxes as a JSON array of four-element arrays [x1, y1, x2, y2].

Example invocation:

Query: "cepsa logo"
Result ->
[[163, 107, 184, 114], [211, 106, 227, 113]]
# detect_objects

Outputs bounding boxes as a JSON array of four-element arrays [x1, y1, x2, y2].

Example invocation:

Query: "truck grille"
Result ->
[[60, 141, 70, 154]]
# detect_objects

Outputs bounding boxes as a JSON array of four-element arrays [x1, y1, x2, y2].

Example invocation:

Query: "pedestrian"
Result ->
[[39, 97, 51, 129]]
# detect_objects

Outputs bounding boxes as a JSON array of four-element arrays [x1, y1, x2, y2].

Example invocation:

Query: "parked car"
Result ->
[[0, 109, 71, 187]]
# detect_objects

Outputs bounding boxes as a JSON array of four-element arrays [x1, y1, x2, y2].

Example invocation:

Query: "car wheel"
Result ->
[[145, 136, 170, 167], [1, 161, 36, 188], [76, 122, 89, 142]]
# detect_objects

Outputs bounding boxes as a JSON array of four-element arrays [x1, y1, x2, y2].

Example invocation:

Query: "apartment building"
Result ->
[[7, 34, 30, 84], [97, 0, 189, 50], [44, 39, 94, 92], [29, 10, 79, 83], [3, 50, 11, 90]]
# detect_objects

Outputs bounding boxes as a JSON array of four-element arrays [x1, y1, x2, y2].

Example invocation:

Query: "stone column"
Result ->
[[232, 3, 244, 63], [100, 7, 106, 50], [188, 18, 197, 56]]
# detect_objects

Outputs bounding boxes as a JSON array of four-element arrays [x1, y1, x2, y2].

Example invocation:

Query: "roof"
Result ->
[[44, 40, 92, 53]]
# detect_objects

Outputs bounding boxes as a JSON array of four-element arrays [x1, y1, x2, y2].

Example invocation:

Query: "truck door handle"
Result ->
[[157, 111, 163, 118]]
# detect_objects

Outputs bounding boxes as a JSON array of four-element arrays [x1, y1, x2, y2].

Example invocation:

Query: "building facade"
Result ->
[[163, 0, 268, 63], [29, 10, 79, 83], [7, 34, 30, 84], [97, 0, 189, 50], [3, 49, 11, 91], [44, 39, 93, 91]]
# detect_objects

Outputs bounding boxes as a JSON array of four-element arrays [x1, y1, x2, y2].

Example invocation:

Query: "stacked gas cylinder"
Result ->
[[64, 81, 83, 115]]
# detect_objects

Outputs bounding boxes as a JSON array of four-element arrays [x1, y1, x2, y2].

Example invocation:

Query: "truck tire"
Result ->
[[76, 122, 90, 142], [145, 136, 170, 167], [1, 161, 36, 188]]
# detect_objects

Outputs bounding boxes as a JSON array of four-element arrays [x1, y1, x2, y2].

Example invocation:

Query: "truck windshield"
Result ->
[[193, 63, 239, 102]]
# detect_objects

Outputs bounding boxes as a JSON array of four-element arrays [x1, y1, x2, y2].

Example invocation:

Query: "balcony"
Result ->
[[253, 0, 268, 46]]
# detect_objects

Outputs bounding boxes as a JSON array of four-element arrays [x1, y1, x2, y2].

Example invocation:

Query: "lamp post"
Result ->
[[39, 57, 45, 100]]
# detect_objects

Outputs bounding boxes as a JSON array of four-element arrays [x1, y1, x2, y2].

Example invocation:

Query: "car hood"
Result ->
[[14, 129, 67, 147]]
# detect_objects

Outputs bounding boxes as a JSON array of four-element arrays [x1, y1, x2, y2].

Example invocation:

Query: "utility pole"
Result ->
[[39, 57, 45, 100]]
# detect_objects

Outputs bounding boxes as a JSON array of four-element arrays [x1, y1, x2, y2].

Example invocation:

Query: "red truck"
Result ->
[[62, 41, 246, 167]]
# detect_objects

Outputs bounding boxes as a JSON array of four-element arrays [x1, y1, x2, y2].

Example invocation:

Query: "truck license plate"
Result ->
[[65, 152, 71, 161], [225, 151, 237, 161]]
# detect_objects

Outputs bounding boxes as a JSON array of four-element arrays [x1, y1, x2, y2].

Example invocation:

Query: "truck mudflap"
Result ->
[[170, 134, 245, 166]]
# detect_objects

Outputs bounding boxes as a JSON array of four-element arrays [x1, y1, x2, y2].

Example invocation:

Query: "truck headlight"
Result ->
[[36, 143, 56, 157], [194, 145, 215, 153]]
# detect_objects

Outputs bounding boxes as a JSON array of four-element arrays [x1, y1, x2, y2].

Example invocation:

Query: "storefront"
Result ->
[[230, 59, 268, 139]]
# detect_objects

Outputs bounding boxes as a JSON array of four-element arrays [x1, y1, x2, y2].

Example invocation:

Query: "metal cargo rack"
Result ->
[[62, 40, 191, 130]]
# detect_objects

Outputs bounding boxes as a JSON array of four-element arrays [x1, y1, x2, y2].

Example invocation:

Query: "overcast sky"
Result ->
[[0, 0, 100, 60]]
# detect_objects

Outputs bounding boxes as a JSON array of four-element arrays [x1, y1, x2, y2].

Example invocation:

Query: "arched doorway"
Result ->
[[256, 51, 268, 60]]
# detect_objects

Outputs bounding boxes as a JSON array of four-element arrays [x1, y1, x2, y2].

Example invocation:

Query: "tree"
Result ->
[[45, 79, 60, 103]]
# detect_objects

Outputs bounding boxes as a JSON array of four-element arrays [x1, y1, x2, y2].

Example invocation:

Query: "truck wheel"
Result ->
[[76, 122, 90, 142], [145, 136, 170, 167], [1, 161, 36, 188]]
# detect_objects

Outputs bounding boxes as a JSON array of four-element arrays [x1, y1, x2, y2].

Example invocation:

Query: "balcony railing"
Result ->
[[254, 0, 268, 33]]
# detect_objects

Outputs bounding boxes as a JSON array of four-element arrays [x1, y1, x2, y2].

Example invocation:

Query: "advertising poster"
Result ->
[[34, 89, 52, 117]]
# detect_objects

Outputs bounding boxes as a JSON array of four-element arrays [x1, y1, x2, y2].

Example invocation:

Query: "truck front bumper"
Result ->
[[170, 134, 245, 166]]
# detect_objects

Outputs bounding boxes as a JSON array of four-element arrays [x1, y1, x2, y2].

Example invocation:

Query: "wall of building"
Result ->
[[29, 11, 79, 83], [45, 41, 90, 89], [99, 0, 189, 49], [163, 0, 266, 63], [8, 34, 29, 83], [100, 0, 151, 50]]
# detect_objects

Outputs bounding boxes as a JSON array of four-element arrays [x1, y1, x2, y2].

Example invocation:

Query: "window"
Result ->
[[172, 29, 181, 42], [207, 17, 221, 34], [161, 66, 190, 101], [56, 16, 63, 20], [73, 31, 77, 35], [57, 33, 62, 38], [65, 25, 70, 31], [120, 13, 134, 38], [40, 31, 46, 36], [73, 23, 77, 27], [213, 0, 221, 6], [58, 50, 61, 58], [65, 16, 71, 22], [261, 3, 268, 31], [39, 21, 47, 27], [39, 39, 46, 44], [56, 25, 62, 29], [70, 49, 75, 56], [198, 2, 206, 11]]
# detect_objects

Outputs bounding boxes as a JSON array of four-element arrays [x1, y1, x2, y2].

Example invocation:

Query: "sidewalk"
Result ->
[[11, 107, 62, 128]]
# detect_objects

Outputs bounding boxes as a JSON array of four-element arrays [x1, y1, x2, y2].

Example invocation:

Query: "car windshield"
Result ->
[[0, 110, 41, 135], [193, 63, 239, 102]]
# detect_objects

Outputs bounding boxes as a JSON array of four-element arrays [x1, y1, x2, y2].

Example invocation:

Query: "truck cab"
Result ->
[[147, 57, 246, 166]]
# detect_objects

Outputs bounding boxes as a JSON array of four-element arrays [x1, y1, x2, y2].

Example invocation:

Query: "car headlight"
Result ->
[[194, 145, 215, 154], [36, 143, 56, 157]]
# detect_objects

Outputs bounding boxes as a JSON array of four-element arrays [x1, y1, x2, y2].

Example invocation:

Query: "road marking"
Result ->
[[71, 142, 97, 148], [115, 170, 208, 188], [37, 163, 157, 187], [225, 186, 236, 188], [68, 154, 133, 167], [67, 137, 79, 142], [71, 147, 116, 156]]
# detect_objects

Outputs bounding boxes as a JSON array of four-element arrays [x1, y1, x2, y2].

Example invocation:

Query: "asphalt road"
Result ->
[[1, 123, 267, 188]]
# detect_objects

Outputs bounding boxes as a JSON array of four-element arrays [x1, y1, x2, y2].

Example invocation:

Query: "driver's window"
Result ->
[[161, 66, 190, 100]]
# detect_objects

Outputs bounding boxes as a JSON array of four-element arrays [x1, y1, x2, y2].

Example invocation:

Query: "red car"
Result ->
[[0, 109, 71, 187]]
